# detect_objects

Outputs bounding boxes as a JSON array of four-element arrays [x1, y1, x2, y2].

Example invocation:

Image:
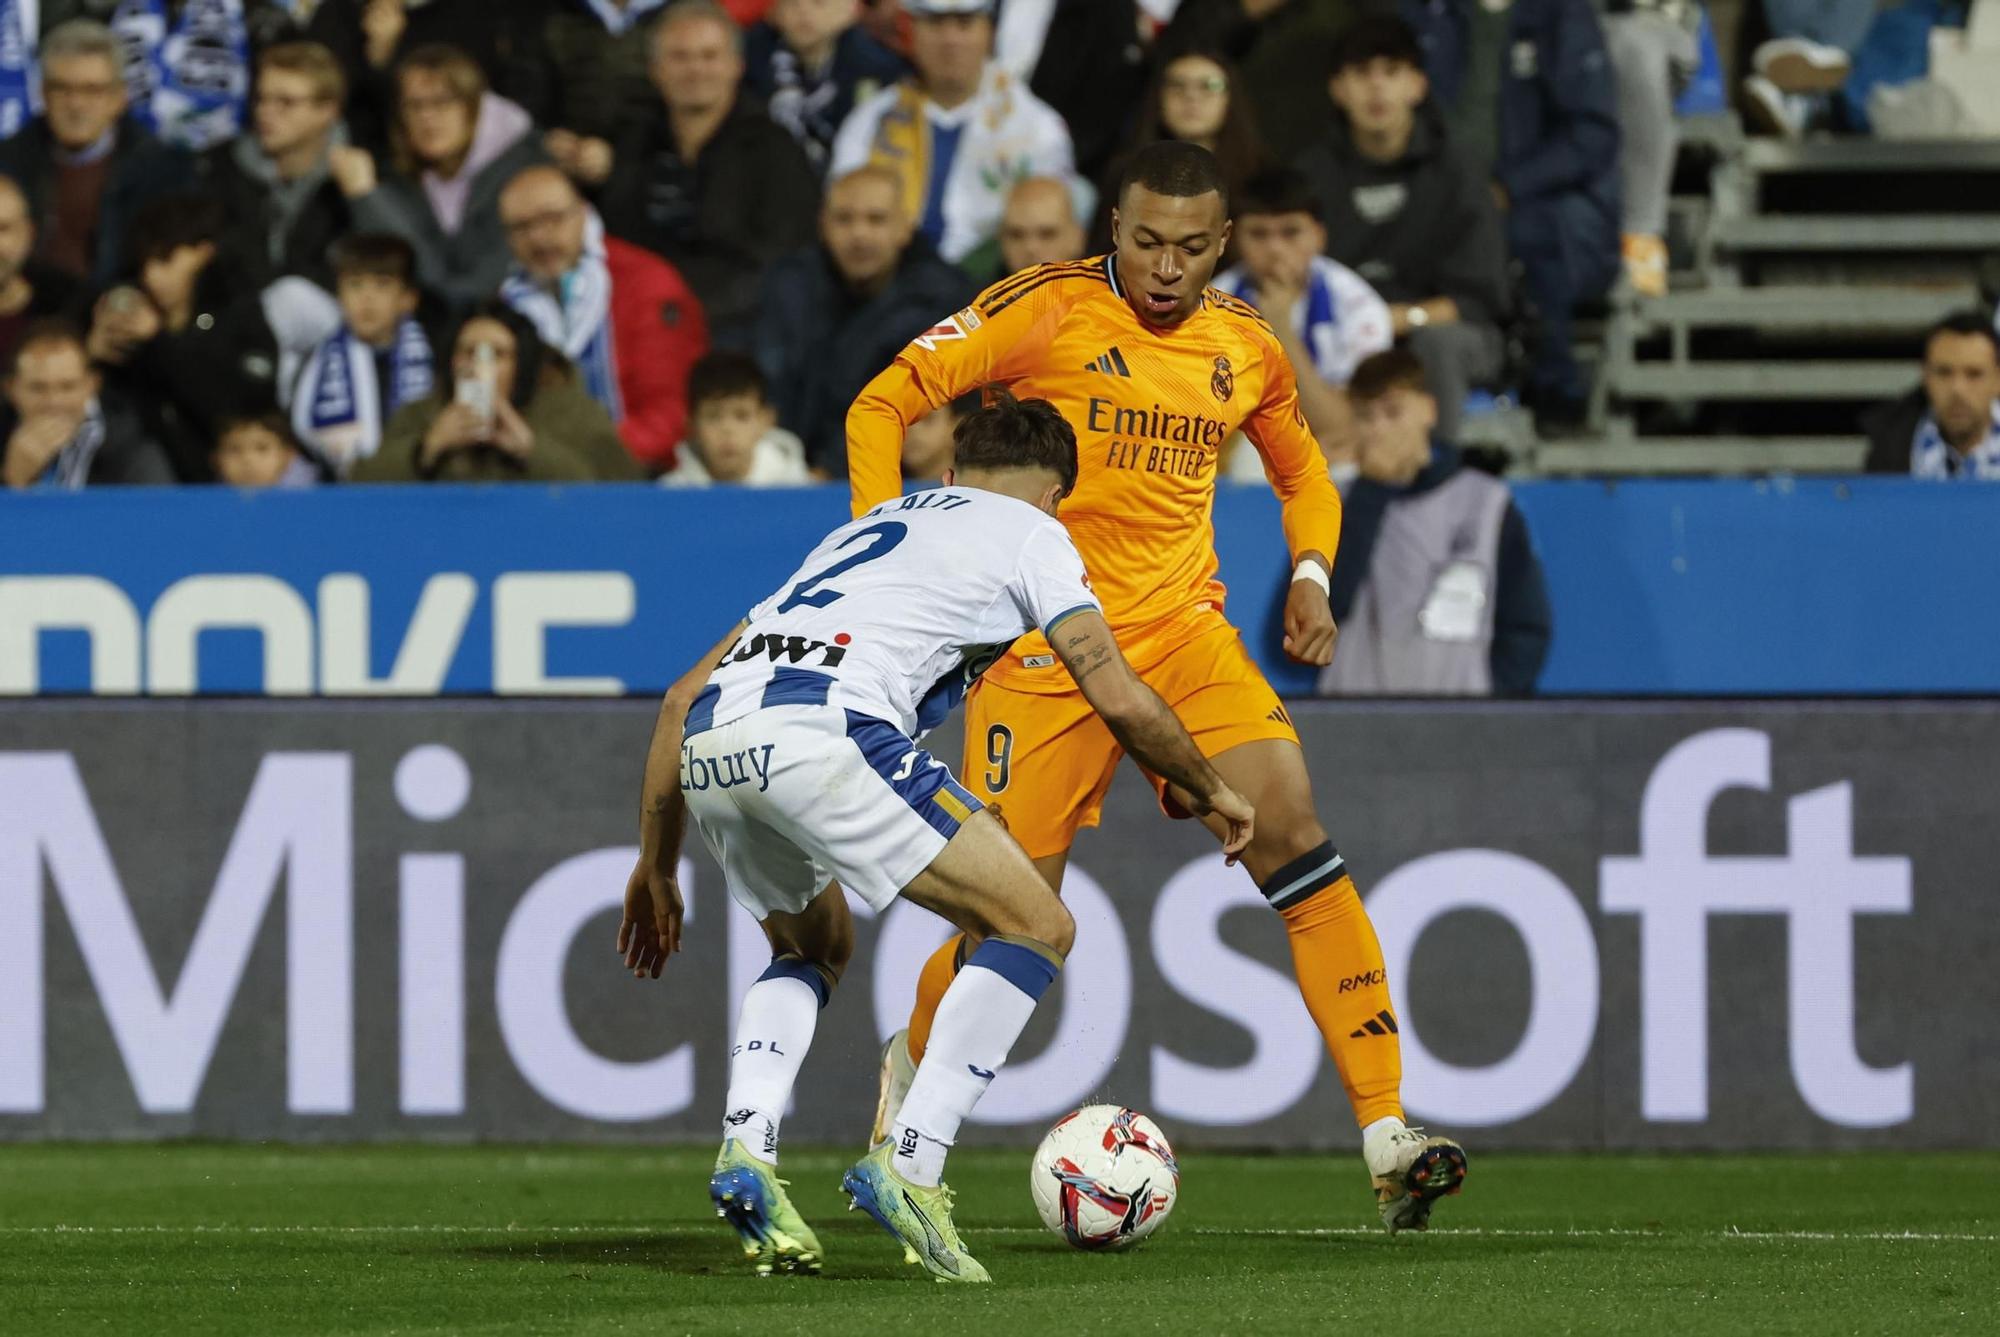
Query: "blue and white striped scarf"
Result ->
[[0, 0, 38, 140], [1911, 405, 2000, 480], [499, 209, 624, 423], [1216, 258, 1357, 384], [291, 319, 435, 475], [110, 0, 250, 152], [36, 402, 107, 490]]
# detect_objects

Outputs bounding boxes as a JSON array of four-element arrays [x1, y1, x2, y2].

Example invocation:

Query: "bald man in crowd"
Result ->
[[752, 164, 975, 473], [996, 176, 1087, 277], [498, 164, 710, 473]]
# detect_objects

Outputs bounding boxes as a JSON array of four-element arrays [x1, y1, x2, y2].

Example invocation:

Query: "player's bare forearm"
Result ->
[[1105, 682, 1228, 808], [636, 698, 688, 874], [638, 620, 746, 870], [1052, 612, 1221, 805]]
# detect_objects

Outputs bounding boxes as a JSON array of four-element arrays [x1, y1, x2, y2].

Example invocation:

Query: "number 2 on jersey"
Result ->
[[775, 521, 907, 614]]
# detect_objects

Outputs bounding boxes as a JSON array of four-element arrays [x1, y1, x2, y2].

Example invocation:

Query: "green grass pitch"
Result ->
[[2, 1145, 1994, 1335]]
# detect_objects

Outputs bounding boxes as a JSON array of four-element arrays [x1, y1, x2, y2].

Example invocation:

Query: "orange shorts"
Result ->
[[964, 610, 1298, 859]]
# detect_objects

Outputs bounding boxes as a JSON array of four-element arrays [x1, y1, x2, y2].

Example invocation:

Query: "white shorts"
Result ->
[[681, 704, 985, 920]]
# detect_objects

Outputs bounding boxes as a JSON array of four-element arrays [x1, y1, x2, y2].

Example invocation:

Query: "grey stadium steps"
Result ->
[[1531, 437, 1868, 476], [1611, 361, 1912, 400], [1628, 285, 1979, 334], [1708, 215, 2000, 253]]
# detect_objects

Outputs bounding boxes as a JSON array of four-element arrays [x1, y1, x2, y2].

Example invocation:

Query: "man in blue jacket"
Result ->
[[1401, 0, 1621, 426], [751, 164, 974, 476]]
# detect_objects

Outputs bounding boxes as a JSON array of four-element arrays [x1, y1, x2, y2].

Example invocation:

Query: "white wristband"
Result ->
[[1292, 560, 1330, 594]]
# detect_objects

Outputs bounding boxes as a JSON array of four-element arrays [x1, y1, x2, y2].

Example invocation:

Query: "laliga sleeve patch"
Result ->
[[911, 308, 981, 351]]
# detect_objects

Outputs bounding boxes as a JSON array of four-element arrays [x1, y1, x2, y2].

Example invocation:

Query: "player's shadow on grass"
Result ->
[[445, 1220, 933, 1281]]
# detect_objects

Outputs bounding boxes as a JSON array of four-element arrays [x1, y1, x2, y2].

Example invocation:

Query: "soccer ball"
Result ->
[[1029, 1104, 1180, 1251]]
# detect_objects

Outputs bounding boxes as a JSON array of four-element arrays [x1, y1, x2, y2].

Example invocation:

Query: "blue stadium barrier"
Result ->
[[0, 478, 1993, 696]]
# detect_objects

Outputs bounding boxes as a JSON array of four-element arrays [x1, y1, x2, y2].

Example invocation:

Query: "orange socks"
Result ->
[[908, 846, 1404, 1132], [1263, 844, 1405, 1129], [904, 933, 966, 1064]]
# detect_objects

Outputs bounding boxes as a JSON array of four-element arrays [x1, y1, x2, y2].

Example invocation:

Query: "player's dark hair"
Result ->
[[688, 351, 769, 410], [331, 232, 419, 287], [1348, 347, 1430, 405], [1235, 167, 1321, 223], [1118, 139, 1230, 217], [952, 388, 1079, 496], [1925, 311, 2000, 363], [1330, 14, 1424, 78]]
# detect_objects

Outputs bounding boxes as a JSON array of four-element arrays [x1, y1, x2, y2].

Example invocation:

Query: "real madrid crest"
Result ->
[[1210, 355, 1233, 403]]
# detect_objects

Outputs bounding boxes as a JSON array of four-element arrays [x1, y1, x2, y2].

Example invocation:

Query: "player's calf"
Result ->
[[846, 813, 1071, 1278], [711, 948, 839, 1275]]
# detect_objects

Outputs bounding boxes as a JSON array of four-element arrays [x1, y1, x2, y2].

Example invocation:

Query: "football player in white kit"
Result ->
[[618, 394, 1253, 1283]]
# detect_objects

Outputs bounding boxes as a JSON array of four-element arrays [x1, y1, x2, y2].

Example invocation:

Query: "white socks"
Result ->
[[891, 937, 1061, 1187], [722, 960, 827, 1165]]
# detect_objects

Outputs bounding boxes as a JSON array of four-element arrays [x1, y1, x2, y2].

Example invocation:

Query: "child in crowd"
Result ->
[[214, 415, 320, 489], [661, 353, 812, 487], [899, 390, 979, 488], [290, 235, 435, 477], [1216, 168, 1392, 485]]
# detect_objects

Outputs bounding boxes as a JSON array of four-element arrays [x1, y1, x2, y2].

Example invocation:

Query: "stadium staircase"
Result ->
[[1531, 118, 2000, 476]]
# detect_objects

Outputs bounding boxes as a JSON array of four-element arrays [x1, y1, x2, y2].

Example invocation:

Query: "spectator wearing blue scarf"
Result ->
[[1, 322, 171, 489], [1864, 313, 2000, 481], [1216, 167, 1393, 472], [744, 0, 907, 176], [498, 164, 710, 473]]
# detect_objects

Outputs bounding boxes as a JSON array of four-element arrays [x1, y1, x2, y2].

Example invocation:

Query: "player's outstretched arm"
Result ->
[[622, 619, 746, 979], [848, 270, 1072, 516], [1051, 610, 1255, 860]]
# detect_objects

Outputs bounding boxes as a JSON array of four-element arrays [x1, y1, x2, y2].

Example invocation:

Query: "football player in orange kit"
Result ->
[[847, 142, 1465, 1231]]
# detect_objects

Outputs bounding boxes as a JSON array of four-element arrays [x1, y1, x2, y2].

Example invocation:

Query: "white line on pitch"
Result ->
[[0, 1225, 1992, 1242]]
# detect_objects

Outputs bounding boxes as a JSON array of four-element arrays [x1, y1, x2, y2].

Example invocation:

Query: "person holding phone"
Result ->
[[352, 302, 640, 482]]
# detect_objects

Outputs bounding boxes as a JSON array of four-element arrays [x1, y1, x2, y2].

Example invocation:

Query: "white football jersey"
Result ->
[[689, 486, 1100, 740]]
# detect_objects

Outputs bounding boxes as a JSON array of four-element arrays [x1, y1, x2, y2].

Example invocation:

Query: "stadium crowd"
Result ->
[[0, 0, 1990, 496]]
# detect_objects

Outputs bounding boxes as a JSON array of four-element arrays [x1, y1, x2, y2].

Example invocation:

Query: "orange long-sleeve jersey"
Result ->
[[848, 255, 1342, 671]]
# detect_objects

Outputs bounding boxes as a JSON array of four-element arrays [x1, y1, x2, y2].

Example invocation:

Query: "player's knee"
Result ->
[[978, 885, 1073, 958], [1256, 812, 1331, 868], [813, 915, 855, 984], [767, 901, 854, 985], [1028, 894, 1076, 959]]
